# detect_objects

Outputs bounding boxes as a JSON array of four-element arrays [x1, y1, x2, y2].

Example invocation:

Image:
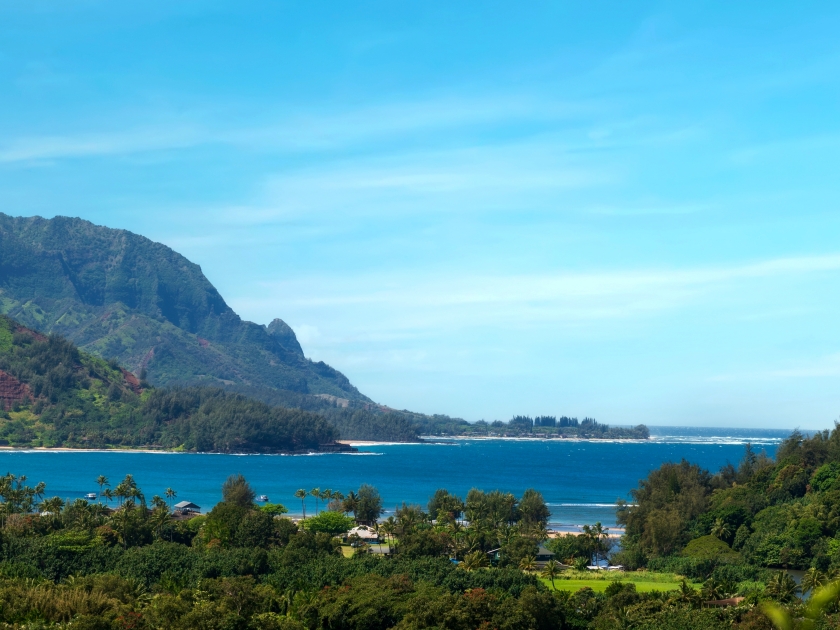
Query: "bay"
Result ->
[[0, 426, 789, 529]]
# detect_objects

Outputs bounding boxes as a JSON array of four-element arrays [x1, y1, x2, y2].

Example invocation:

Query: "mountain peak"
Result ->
[[266, 318, 304, 356]]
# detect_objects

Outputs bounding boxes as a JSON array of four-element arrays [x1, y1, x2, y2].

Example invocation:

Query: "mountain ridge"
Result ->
[[0, 213, 368, 403]]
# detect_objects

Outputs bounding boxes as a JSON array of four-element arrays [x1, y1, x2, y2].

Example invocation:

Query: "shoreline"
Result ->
[[337, 436, 651, 446], [424, 435, 649, 443], [0, 434, 650, 453], [0, 446, 174, 454], [0, 444, 357, 455]]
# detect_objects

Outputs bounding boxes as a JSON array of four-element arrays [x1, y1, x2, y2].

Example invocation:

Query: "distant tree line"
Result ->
[[406, 411, 649, 440]]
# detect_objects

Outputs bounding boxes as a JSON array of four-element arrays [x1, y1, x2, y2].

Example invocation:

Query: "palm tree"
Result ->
[[495, 523, 517, 548], [701, 577, 726, 601], [519, 555, 537, 572], [39, 496, 65, 517], [102, 488, 113, 507], [541, 559, 562, 590], [373, 522, 383, 553], [165, 488, 176, 510], [96, 476, 109, 503], [609, 607, 635, 630], [801, 568, 826, 597], [710, 518, 731, 541], [461, 550, 488, 571], [150, 506, 170, 540], [109, 508, 130, 549], [343, 491, 359, 520], [294, 489, 307, 520], [380, 517, 396, 551], [320, 489, 332, 512], [310, 488, 321, 515], [765, 571, 800, 603], [581, 522, 610, 565], [674, 579, 701, 608]]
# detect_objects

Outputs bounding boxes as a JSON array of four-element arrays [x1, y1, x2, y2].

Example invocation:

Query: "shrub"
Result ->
[[301, 511, 355, 536], [682, 535, 741, 562], [811, 462, 840, 493]]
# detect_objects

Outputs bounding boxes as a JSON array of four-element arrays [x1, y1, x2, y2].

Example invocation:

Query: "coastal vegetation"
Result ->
[[7, 450, 840, 629], [410, 413, 650, 440], [615, 429, 840, 574]]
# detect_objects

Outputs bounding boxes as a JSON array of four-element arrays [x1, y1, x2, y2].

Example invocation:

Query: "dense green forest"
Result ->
[[615, 427, 840, 576]]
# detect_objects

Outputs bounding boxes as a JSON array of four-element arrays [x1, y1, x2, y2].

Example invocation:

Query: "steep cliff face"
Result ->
[[0, 213, 367, 401], [0, 370, 31, 410]]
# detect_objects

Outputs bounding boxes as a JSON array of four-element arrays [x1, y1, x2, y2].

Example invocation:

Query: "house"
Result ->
[[173, 501, 201, 514], [487, 545, 556, 567], [346, 526, 379, 543], [704, 597, 745, 608]]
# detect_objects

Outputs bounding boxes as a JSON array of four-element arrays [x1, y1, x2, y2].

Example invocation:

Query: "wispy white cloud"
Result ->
[[225, 95, 604, 151], [209, 137, 618, 225], [0, 94, 604, 164], [0, 126, 208, 162], [231, 253, 840, 343], [727, 132, 840, 167], [710, 353, 840, 382]]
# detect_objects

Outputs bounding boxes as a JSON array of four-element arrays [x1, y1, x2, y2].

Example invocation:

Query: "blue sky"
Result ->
[[1, 2, 839, 428]]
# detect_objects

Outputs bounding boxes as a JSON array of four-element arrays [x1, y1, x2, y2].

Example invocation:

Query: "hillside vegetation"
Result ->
[[617, 426, 840, 578], [0, 315, 344, 452]]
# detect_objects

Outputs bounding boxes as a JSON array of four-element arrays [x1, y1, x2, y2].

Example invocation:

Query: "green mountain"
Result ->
[[0, 314, 347, 452], [0, 213, 366, 403]]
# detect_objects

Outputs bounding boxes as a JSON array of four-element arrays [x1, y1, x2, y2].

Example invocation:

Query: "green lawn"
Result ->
[[542, 578, 685, 593], [538, 571, 696, 593]]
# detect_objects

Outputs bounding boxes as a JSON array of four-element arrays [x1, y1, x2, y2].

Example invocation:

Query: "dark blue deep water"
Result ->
[[0, 427, 791, 529]]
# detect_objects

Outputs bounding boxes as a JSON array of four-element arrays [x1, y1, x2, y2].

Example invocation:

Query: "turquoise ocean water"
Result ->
[[0, 426, 791, 530]]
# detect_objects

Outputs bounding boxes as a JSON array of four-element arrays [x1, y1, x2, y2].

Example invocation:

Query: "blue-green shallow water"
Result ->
[[0, 427, 789, 529]]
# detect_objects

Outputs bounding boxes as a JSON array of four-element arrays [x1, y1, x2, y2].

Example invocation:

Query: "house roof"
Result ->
[[487, 547, 554, 556], [174, 501, 200, 510], [704, 597, 745, 608], [348, 526, 378, 539]]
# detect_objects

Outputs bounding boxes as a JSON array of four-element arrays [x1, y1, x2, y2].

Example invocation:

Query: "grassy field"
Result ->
[[542, 579, 685, 593], [539, 571, 695, 593]]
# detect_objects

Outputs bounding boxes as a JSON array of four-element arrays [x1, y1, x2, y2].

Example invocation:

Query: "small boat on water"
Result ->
[[84, 493, 97, 500], [257, 495, 269, 502]]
